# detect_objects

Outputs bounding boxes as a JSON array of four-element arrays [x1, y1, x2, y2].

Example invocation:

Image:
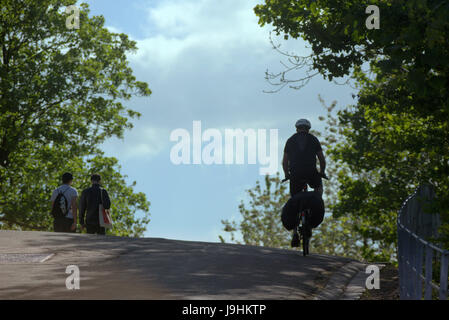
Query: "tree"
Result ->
[[220, 174, 291, 248], [254, 0, 449, 249], [329, 69, 449, 252], [0, 0, 151, 236], [255, 0, 449, 109]]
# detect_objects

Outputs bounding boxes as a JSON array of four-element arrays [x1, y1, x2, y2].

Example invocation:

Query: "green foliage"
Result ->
[[255, 0, 449, 93], [0, 0, 151, 236], [221, 174, 291, 248], [320, 98, 398, 262], [254, 0, 449, 252], [330, 69, 449, 250], [316, 97, 397, 262]]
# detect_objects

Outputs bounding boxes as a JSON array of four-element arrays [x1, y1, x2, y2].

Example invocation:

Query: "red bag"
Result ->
[[99, 189, 113, 229]]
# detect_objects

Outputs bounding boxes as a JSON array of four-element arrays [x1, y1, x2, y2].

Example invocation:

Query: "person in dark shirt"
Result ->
[[283, 119, 326, 196], [79, 174, 111, 235], [282, 119, 327, 247]]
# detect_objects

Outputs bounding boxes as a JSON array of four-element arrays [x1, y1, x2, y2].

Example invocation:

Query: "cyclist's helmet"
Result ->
[[295, 119, 311, 129]]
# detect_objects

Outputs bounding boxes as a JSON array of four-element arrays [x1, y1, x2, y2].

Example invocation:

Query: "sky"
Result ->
[[82, 0, 357, 242]]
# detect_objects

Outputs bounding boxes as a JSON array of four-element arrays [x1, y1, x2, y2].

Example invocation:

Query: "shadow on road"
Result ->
[[0, 231, 352, 299]]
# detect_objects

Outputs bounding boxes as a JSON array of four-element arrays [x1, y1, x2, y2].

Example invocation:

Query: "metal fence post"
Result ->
[[398, 228, 405, 299], [439, 253, 448, 300], [408, 233, 415, 299], [424, 246, 433, 300], [415, 240, 423, 299], [397, 185, 445, 300]]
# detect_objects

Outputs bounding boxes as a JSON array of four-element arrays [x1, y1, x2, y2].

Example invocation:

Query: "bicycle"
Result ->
[[282, 172, 328, 257]]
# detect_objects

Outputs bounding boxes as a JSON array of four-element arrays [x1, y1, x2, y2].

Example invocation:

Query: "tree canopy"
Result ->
[[0, 0, 151, 236], [254, 0, 449, 250], [255, 0, 448, 101]]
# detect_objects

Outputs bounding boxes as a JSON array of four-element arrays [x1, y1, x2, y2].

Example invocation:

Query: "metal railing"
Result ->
[[398, 185, 449, 300]]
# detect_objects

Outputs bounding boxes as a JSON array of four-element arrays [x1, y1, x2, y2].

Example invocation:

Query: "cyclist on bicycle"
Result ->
[[282, 119, 326, 247]]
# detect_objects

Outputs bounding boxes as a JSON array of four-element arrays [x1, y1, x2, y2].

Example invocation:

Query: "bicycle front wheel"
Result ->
[[301, 216, 308, 256]]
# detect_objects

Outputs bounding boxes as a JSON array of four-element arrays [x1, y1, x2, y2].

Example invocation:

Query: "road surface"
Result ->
[[0, 230, 364, 299]]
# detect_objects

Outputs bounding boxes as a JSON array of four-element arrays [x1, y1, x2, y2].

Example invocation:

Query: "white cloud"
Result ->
[[103, 0, 325, 163], [102, 126, 169, 160], [130, 0, 269, 68]]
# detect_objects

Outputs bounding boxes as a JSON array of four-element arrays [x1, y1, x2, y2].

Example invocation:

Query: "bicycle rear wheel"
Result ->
[[304, 236, 309, 255]]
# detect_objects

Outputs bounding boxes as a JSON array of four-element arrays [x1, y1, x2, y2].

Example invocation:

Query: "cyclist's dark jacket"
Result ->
[[79, 184, 111, 226], [284, 132, 322, 175]]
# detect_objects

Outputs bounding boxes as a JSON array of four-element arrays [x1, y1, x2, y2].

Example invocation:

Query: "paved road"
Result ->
[[0, 230, 357, 299]]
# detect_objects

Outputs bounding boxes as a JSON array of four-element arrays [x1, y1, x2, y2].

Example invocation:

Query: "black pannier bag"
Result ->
[[281, 192, 325, 231]]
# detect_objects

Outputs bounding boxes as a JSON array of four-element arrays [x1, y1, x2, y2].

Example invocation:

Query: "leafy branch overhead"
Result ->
[[255, 0, 449, 107], [0, 0, 151, 236], [250, 0, 449, 252]]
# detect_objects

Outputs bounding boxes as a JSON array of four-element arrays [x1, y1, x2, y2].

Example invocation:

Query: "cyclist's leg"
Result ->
[[282, 195, 301, 247], [291, 229, 300, 247], [290, 169, 309, 197], [304, 173, 324, 238], [290, 173, 307, 197], [290, 177, 307, 244], [308, 171, 323, 196], [314, 185, 323, 196], [303, 193, 325, 241], [308, 197, 325, 229]]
